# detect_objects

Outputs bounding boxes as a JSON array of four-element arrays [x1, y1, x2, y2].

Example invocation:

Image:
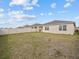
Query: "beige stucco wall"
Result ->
[[0, 27, 33, 35], [31, 26, 43, 32], [0, 24, 75, 35], [32, 26, 40, 32], [42, 24, 75, 35]]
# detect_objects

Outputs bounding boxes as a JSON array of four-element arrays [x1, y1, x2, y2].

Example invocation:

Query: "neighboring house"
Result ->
[[31, 20, 76, 35], [75, 27, 79, 32], [31, 24, 43, 32]]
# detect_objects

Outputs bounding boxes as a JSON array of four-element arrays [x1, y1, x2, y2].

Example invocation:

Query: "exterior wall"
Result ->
[[0, 27, 33, 35], [75, 27, 79, 32], [42, 24, 75, 35], [32, 26, 40, 32], [32, 26, 43, 32], [0, 24, 75, 35]]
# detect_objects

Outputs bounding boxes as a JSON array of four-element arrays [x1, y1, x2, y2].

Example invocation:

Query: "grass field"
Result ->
[[0, 32, 79, 59]]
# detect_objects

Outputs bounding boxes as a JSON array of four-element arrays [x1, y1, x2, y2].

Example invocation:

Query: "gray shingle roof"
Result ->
[[44, 20, 75, 25], [20, 20, 76, 28], [32, 23, 43, 26]]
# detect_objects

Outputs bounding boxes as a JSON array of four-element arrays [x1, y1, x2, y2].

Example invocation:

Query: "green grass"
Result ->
[[0, 35, 9, 59], [0, 32, 79, 59]]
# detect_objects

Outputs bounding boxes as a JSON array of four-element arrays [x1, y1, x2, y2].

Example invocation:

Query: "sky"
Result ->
[[0, 0, 79, 28]]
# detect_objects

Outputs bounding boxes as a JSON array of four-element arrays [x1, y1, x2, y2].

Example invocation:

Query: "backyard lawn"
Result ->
[[0, 32, 79, 59]]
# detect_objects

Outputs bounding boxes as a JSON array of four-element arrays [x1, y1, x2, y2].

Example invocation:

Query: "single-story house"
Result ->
[[31, 20, 76, 35], [0, 20, 76, 35], [75, 27, 79, 32]]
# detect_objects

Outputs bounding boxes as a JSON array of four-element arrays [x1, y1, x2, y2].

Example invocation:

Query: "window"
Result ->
[[35, 26, 37, 29], [45, 26, 49, 30], [63, 25, 67, 31], [59, 25, 62, 31], [32, 26, 37, 29], [59, 25, 67, 31]]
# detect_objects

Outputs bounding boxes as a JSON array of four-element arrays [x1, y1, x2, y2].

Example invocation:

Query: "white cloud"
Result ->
[[64, 0, 75, 8], [8, 10, 36, 20], [8, 10, 23, 16], [0, 20, 8, 24], [75, 16, 79, 20], [0, 10, 36, 25], [65, 0, 75, 3], [58, 10, 67, 13], [24, 15, 36, 19], [0, 13, 4, 17], [0, 8, 4, 12], [9, 0, 27, 6], [51, 3, 56, 8], [9, 0, 39, 10], [32, 0, 38, 5], [0, 11, 5, 18], [40, 13, 45, 16], [48, 12, 53, 16], [23, 6, 34, 10], [64, 3, 71, 8], [40, 12, 53, 16]]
